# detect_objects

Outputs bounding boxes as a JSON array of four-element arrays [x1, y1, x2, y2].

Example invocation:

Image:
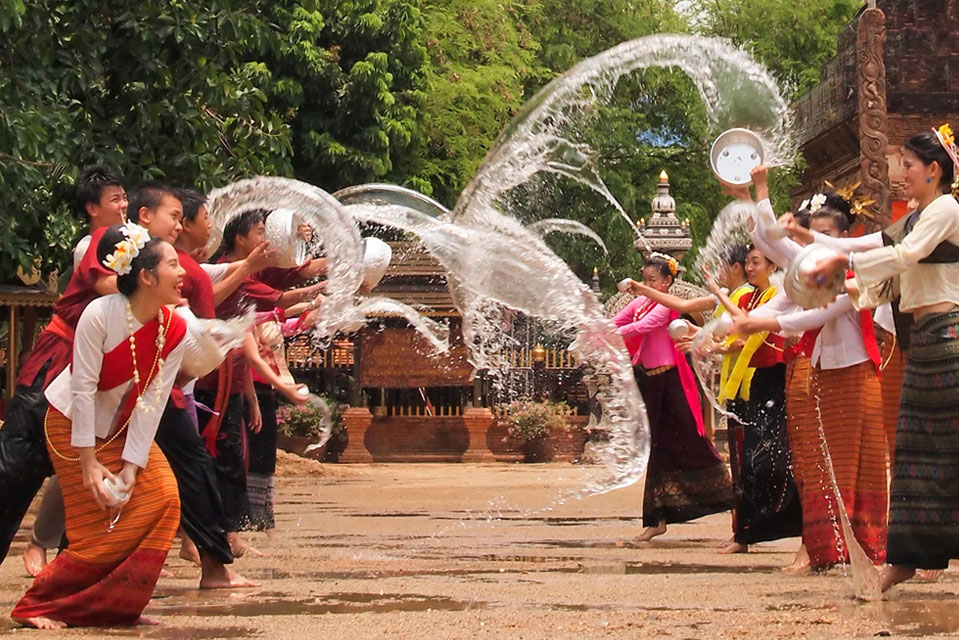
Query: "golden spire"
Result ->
[[659, 170, 669, 183]]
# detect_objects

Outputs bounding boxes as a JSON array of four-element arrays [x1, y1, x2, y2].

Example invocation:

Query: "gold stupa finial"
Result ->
[[659, 170, 669, 183]]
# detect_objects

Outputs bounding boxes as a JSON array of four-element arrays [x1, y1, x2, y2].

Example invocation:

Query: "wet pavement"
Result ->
[[1, 463, 957, 639]]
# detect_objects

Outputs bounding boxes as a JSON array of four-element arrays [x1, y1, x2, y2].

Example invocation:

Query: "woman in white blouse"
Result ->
[[732, 192, 890, 572], [12, 225, 188, 629], [808, 127, 959, 591]]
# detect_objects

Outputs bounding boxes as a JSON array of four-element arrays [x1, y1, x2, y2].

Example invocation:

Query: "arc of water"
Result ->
[[526, 218, 608, 253]]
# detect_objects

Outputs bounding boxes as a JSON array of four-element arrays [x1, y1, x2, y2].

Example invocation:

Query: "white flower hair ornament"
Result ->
[[103, 222, 150, 276], [649, 251, 679, 276], [808, 193, 828, 213]]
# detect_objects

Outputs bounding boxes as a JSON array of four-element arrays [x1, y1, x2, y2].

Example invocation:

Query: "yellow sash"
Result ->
[[719, 285, 778, 403], [717, 284, 754, 401]]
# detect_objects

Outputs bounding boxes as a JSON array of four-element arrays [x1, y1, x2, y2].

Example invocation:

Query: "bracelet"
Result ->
[[847, 253, 855, 272]]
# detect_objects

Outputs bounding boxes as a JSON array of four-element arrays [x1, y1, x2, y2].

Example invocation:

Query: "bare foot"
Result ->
[[227, 532, 267, 558], [781, 544, 810, 573], [917, 569, 944, 583], [716, 535, 734, 549], [634, 522, 667, 543], [719, 542, 748, 555], [199, 561, 260, 589], [880, 564, 916, 592], [159, 568, 175, 579], [22, 541, 48, 577], [135, 615, 160, 626], [13, 616, 66, 629], [179, 536, 201, 567]]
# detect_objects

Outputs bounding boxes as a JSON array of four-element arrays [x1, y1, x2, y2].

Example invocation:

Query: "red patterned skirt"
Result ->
[[11, 409, 179, 627], [804, 362, 889, 569]]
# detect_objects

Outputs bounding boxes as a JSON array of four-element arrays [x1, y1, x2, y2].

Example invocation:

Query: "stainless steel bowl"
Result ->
[[710, 128, 764, 187], [783, 243, 846, 309]]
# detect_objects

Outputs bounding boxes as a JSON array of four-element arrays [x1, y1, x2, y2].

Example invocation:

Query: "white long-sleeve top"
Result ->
[[852, 194, 959, 312], [45, 294, 187, 468], [751, 199, 803, 269], [775, 294, 871, 370], [807, 228, 898, 335]]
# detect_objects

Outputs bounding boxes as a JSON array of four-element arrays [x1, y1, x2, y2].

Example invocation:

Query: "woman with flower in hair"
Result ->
[[613, 254, 733, 542], [11, 224, 187, 628], [808, 124, 959, 591], [732, 173, 890, 571]]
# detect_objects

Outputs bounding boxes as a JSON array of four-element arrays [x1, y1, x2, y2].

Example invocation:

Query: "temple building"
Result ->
[[794, 0, 959, 226]]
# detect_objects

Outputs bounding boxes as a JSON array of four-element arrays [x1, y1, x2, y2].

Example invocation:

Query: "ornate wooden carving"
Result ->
[[857, 7, 891, 231]]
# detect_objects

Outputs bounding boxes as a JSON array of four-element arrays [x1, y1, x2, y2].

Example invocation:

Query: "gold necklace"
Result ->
[[46, 308, 172, 462]]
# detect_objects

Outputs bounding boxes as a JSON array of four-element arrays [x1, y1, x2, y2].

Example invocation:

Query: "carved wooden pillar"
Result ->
[[857, 4, 891, 231]]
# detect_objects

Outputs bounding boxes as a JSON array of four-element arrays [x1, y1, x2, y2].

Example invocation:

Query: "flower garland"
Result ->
[[648, 251, 678, 276], [934, 122, 959, 198], [103, 222, 150, 275]]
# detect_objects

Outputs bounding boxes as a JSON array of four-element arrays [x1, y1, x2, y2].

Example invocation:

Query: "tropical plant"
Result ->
[[500, 398, 570, 441]]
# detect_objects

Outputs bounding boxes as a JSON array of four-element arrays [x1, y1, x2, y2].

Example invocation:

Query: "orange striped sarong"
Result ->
[[785, 356, 814, 492], [804, 362, 889, 568], [12, 409, 179, 626], [878, 331, 903, 463]]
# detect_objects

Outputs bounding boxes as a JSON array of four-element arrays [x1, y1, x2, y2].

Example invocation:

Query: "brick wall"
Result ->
[[793, 0, 959, 202]]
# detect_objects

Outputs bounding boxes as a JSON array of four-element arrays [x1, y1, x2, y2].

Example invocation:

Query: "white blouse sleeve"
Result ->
[[811, 230, 883, 252], [70, 300, 109, 450], [751, 199, 803, 268], [121, 337, 187, 468], [853, 196, 959, 285], [777, 295, 855, 333]]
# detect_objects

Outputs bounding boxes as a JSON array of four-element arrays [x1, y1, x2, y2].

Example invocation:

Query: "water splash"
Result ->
[[204, 177, 449, 351], [527, 218, 608, 253]]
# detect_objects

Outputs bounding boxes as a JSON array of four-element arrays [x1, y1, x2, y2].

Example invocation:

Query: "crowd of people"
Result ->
[[0, 169, 326, 628], [614, 125, 959, 593], [0, 122, 958, 630]]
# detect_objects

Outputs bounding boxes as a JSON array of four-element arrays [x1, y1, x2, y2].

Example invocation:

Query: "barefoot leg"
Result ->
[[135, 615, 160, 626], [917, 569, 944, 583], [227, 532, 266, 558], [781, 543, 810, 573], [198, 552, 260, 589], [178, 530, 202, 567], [12, 616, 67, 630], [22, 541, 48, 578], [719, 542, 749, 555], [880, 564, 917, 592], [634, 520, 667, 543]]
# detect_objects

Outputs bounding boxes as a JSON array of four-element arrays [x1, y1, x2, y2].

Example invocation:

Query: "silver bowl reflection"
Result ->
[[333, 183, 449, 218], [710, 128, 764, 187], [265, 208, 309, 268], [783, 243, 846, 310]]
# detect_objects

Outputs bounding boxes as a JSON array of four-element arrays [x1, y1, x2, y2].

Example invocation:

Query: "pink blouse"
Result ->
[[612, 296, 677, 369]]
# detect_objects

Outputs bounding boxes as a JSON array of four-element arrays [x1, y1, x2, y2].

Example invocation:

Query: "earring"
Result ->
[[927, 177, 933, 183]]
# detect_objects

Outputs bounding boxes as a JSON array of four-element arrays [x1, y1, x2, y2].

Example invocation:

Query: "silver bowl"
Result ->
[[361, 237, 393, 290], [710, 128, 764, 187], [265, 208, 309, 268], [783, 243, 846, 309]]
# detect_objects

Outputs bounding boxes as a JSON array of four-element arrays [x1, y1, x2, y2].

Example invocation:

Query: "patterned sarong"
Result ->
[[634, 366, 733, 526], [12, 409, 179, 626], [804, 361, 889, 568], [887, 311, 959, 569]]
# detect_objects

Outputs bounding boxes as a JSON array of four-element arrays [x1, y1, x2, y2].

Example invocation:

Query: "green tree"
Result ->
[[693, 0, 861, 98]]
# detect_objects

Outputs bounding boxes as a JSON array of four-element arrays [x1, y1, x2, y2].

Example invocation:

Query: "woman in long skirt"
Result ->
[[810, 126, 959, 590], [12, 226, 186, 628], [614, 254, 733, 542]]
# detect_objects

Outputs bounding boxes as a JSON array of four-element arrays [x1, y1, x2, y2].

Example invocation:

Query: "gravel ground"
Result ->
[[1, 461, 957, 639]]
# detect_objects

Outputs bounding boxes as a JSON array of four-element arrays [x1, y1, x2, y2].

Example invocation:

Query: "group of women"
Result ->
[[616, 126, 959, 591]]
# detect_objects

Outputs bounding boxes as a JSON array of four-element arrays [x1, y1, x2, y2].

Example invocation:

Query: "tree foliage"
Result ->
[[0, 0, 859, 288]]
